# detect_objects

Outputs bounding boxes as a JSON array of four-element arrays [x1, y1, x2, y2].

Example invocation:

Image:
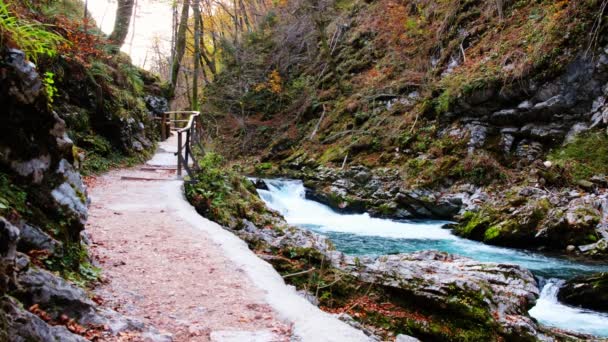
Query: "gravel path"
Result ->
[[87, 137, 292, 341], [86, 136, 370, 342]]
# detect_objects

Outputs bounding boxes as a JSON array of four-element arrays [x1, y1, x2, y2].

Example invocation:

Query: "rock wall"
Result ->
[[0, 48, 167, 340], [446, 48, 608, 163]]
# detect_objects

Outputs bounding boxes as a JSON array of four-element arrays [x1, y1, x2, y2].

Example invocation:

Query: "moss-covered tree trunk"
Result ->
[[109, 0, 135, 47]]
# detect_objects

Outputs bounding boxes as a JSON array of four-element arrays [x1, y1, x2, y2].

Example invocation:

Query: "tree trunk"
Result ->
[[192, 0, 202, 110], [109, 0, 135, 47], [169, 1, 191, 97]]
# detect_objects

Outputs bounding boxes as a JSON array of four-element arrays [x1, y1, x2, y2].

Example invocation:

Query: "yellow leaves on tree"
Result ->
[[254, 69, 283, 94]]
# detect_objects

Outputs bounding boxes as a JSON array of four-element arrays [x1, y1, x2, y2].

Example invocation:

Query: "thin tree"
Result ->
[[109, 0, 135, 47], [192, 0, 202, 110], [169, 0, 191, 97]]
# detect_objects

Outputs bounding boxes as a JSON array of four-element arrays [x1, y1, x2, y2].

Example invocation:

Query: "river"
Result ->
[[257, 179, 608, 337]]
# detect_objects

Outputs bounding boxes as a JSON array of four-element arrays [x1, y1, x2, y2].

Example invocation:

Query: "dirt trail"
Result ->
[[86, 136, 369, 342]]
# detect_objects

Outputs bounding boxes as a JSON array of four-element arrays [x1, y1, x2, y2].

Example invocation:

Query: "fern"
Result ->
[[0, 0, 66, 63]]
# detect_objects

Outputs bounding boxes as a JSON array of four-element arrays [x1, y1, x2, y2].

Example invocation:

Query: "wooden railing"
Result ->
[[158, 111, 203, 178]]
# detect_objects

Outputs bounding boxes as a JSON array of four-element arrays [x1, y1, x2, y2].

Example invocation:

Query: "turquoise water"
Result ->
[[258, 179, 608, 337]]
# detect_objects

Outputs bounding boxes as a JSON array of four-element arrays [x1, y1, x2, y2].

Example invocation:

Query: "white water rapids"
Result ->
[[257, 179, 608, 337]]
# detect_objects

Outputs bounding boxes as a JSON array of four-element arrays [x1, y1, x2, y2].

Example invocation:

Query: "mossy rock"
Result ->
[[558, 272, 608, 313]]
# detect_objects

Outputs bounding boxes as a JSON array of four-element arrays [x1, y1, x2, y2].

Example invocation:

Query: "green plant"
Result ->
[[119, 63, 144, 94], [0, 0, 67, 62], [549, 130, 608, 182], [42, 71, 57, 103], [0, 172, 28, 216], [45, 242, 100, 287]]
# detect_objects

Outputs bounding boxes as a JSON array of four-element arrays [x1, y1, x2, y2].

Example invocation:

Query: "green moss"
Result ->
[[254, 162, 273, 174], [549, 130, 608, 182], [484, 226, 501, 241], [455, 210, 495, 238]]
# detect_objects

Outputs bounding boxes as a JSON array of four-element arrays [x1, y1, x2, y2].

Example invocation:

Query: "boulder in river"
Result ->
[[558, 272, 608, 313]]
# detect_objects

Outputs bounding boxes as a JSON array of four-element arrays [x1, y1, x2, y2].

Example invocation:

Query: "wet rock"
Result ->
[[17, 224, 62, 255], [253, 178, 269, 190], [558, 272, 608, 312], [1, 296, 87, 342]]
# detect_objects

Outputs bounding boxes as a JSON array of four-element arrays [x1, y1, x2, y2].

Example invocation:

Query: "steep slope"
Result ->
[[201, 0, 608, 258]]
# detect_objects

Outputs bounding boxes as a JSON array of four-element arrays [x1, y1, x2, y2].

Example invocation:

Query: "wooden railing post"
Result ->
[[177, 132, 183, 177], [185, 130, 190, 167], [164, 111, 200, 178]]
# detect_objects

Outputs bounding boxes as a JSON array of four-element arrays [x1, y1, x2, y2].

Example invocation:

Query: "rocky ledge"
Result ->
[[454, 185, 608, 259], [227, 210, 542, 340], [337, 250, 540, 338], [558, 272, 608, 313]]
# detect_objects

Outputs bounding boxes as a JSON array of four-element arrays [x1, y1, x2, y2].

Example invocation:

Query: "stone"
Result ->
[[336, 314, 381, 340], [518, 101, 534, 110], [490, 109, 519, 125], [466, 123, 488, 153], [1, 296, 87, 342], [18, 224, 62, 254], [558, 273, 608, 313], [0, 217, 19, 291], [16, 267, 96, 320], [10, 155, 51, 184], [15, 252, 30, 272], [395, 334, 421, 342], [51, 182, 88, 223], [565, 123, 589, 142], [576, 179, 594, 189], [341, 251, 540, 338], [5, 49, 42, 104], [144, 95, 169, 116], [543, 160, 553, 168], [133, 141, 144, 152], [532, 95, 566, 113]]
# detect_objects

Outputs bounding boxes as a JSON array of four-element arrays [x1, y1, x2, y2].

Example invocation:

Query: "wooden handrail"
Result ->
[[164, 111, 201, 177], [177, 112, 199, 133]]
